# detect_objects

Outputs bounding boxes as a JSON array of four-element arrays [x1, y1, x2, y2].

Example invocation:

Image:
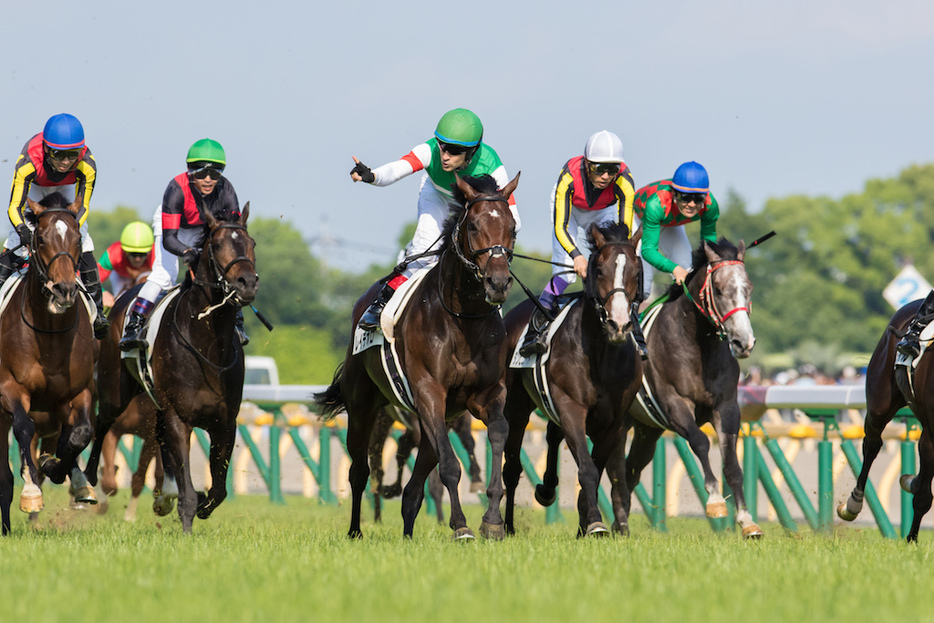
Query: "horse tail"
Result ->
[[314, 363, 346, 421]]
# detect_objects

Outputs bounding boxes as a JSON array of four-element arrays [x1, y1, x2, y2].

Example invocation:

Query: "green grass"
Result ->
[[1, 487, 932, 623]]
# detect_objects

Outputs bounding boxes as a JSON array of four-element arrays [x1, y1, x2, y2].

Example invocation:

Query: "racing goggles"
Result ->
[[189, 164, 225, 180], [587, 162, 621, 176], [47, 148, 81, 161], [674, 191, 707, 205], [437, 140, 470, 156]]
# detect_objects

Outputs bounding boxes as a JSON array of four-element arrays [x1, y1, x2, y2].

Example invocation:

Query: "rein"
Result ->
[[681, 259, 750, 339]]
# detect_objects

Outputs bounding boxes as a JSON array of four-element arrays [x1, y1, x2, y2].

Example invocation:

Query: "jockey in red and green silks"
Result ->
[[350, 108, 520, 331], [633, 161, 720, 299]]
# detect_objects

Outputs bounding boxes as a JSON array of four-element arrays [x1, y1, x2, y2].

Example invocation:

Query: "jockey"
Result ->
[[350, 108, 520, 331], [98, 221, 155, 302], [119, 138, 249, 351], [519, 130, 647, 358], [633, 161, 720, 303], [896, 291, 934, 359], [0, 113, 109, 339]]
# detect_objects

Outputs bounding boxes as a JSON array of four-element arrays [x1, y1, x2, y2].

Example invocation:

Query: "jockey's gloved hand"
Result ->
[[15, 224, 32, 247], [351, 160, 375, 183], [182, 248, 200, 265]]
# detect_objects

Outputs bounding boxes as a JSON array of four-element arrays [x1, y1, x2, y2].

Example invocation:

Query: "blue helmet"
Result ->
[[43, 113, 85, 150], [671, 161, 709, 193]]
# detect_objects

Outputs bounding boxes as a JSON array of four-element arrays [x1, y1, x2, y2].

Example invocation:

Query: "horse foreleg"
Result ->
[[84, 401, 121, 487], [401, 434, 436, 538], [535, 421, 564, 507], [383, 426, 417, 499], [839, 407, 892, 521], [162, 412, 195, 532], [503, 396, 533, 535], [100, 430, 120, 497], [672, 416, 726, 518], [197, 423, 236, 520], [590, 422, 628, 536], [42, 398, 94, 488], [906, 427, 934, 543], [714, 408, 762, 539], [0, 422, 13, 534], [152, 414, 178, 518], [558, 404, 607, 537], [478, 402, 507, 540], [10, 400, 43, 513]]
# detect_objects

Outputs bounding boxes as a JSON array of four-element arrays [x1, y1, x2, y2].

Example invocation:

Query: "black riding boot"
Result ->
[[0, 249, 16, 291], [897, 290, 934, 359], [519, 306, 552, 358], [235, 308, 250, 346], [79, 251, 110, 339], [630, 305, 649, 360], [358, 283, 395, 331], [119, 298, 154, 352]]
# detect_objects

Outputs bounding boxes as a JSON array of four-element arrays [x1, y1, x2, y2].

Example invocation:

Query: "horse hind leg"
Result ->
[[905, 427, 934, 542], [838, 407, 892, 521], [197, 424, 237, 520], [535, 421, 564, 507]]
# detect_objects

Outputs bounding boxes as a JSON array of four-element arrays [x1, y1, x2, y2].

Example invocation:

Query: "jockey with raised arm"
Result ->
[[0, 113, 109, 338], [519, 130, 646, 359], [633, 161, 720, 303], [98, 221, 155, 303], [119, 139, 249, 351], [350, 108, 520, 331]]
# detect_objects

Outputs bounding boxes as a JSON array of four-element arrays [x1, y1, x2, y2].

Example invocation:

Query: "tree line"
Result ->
[[91, 164, 934, 382]]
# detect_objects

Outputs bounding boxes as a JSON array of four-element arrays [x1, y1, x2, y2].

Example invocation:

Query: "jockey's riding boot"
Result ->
[[897, 290, 934, 359], [0, 249, 16, 291], [235, 308, 250, 346], [119, 298, 155, 352], [518, 306, 551, 358], [79, 252, 110, 339], [358, 283, 395, 331], [630, 305, 649, 360]]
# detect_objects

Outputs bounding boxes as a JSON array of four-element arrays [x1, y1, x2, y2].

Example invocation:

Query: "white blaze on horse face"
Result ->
[[55, 220, 69, 242], [607, 254, 631, 332], [723, 268, 756, 356]]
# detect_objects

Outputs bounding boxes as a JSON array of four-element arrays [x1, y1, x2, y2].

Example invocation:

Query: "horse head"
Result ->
[[200, 202, 259, 306], [693, 239, 756, 358], [25, 192, 82, 313], [584, 222, 641, 344], [452, 173, 519, 305]]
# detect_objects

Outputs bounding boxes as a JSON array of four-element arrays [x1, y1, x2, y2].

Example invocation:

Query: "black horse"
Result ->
[[84, 205, 258, 533], [316, 173, 519, 540], [502, 222, 643, 536], [838, 299, 934, 541]]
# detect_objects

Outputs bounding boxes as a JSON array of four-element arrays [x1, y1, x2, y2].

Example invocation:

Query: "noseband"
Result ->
[[29, 208, 80, 288], [194, 222, 256, 303], [685, 259, 750, 339], [451, 195, 514, 282]]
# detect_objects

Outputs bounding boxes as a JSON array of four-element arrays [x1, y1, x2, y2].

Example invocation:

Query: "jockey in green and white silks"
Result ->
[[351, 108, 520, 331]]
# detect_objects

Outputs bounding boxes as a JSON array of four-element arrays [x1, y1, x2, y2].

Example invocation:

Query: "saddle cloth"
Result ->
[[628, 303, 672, 429]]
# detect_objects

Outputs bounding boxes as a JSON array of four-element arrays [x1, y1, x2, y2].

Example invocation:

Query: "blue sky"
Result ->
[[2, 0, 932, 272]]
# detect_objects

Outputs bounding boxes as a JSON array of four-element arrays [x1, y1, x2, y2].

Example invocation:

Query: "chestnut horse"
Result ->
[[316, 173, 519, 540], [838, 299, 934, 541], [84, 205, 258, 533], [502, 222, 643, 536], [0, 193, 97, 534]]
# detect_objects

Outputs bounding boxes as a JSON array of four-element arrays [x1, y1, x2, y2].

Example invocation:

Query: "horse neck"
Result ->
[[435, 248, 488, 315], [175, 267, 239, 343]]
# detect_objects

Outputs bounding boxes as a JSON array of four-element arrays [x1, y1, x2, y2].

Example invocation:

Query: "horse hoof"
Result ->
[[742, 524, 764, 539], [71, 485, 98, 505], [152, 494, 176, 517], [900, 474, 916, 494], [837, 502, 858, 522], [585, 522, 610, 537], [479, 521, 505, 541], [452, 527, 475, 541], [37, 453, 65, 484], [612, 521, 630, 537], [470, 481, 485, 494], [534, 485, 557, 507], [706, 500, 729, 518], [19, 484, 44, 514]]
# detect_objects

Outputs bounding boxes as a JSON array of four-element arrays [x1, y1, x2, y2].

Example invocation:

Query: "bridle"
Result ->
[[585, 241, 637, 329], [28, 208, 80, 291], [190, 222, 257, 307], [683, 259, 751, 339], [451, 195, 514, 282]]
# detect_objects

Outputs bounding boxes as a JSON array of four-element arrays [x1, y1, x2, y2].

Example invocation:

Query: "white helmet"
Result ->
[[584, 130, 624, 163]]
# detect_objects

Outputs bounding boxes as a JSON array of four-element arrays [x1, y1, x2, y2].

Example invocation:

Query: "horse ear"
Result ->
[[500, 172, 521, 200], [630, 226, 643, 247], [204, 208, 220, 230], [590, 223, 606, 249], [454, 174, 479, 203], [26, 197, 44, 217], [67, 192, 83, 215], [239, 202, 250, 226], [737, 240, 746, 261], [703, 240, 722, 263]]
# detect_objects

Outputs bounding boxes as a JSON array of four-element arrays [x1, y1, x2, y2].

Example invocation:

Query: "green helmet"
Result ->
[[434, 108, 483, 147], [186, 138, 226, 165], [120, 221, 154, 254]]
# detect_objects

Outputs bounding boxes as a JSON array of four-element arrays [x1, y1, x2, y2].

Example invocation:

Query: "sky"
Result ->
[[2, 0, 933, 273]]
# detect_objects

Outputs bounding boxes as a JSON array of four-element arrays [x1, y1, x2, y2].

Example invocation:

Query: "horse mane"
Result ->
[[438, 174, 500, 252], [665, 237, 740, 301], [25, 192, 70, 224]]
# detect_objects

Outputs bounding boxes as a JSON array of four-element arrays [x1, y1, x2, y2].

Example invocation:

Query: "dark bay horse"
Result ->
[[316, 173, 519, 540], [0, 193, 97, 534], [84, 205, 258, 533], [838, 299, 934, 541], [502, 222, 643, 536], [534, 239, 762, 538]]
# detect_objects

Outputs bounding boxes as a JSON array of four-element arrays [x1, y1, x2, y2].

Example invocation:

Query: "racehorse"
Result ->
[[84, 204, 258, 533], [502, 222, 643, 536], [533, 238, 762, 538], [316, 173, 519, 540], [369, 409, 483, 523], [838, 299, 934, 541], [0, 192, 97, 534]]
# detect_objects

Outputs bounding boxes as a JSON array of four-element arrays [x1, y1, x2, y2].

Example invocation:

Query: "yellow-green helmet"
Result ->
[[120, 221, 154, 254], [186, 138, 226, 166]]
